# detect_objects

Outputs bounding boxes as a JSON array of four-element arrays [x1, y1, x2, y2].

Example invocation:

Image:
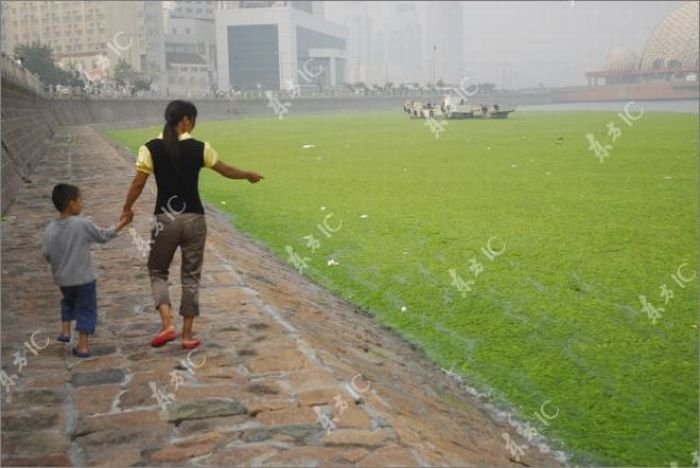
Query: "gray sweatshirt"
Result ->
[[41, 216, 118, 287]]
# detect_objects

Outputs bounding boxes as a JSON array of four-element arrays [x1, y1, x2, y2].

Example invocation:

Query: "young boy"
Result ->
[[41, 183, 130, 358]]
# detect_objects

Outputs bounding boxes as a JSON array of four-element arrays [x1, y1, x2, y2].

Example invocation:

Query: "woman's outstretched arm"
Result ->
[[121, 171, 149, 223], [211, 161, 264, 183]]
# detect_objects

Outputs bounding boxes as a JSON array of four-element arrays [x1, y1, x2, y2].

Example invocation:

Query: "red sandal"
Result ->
[[182, 338, 201, 350], [151, 328, 177, 348]]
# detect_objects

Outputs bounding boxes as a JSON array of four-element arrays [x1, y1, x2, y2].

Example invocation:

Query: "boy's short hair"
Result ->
[[51, 183, 80, 211]]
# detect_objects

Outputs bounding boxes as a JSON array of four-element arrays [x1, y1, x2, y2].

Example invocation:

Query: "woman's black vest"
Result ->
[[145, 138, 206, 216]]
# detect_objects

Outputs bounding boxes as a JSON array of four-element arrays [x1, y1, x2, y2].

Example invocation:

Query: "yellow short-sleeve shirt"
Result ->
[[135, 133, 219, 174]]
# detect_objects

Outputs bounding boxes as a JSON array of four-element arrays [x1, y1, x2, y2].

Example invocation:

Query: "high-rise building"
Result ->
[[102, 1, 166, 86], [328, 1, 463, 86], [164, 1, 217, 95], [419, 1, 464, 84], [1, 1, 108, 71], [328, 1, 371, 85], [0, 1, 165, 86], [143, 1, 167, 91], [215, 1, 346, 91], [346, 12, 371, 84], [171, 0, 216, 20], [385, 2, 423, 84], [217, 1, 324, 17]]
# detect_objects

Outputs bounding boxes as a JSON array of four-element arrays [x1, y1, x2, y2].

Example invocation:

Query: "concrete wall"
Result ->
[[46, 95, 411, 126], [1, 82, 59, 214]]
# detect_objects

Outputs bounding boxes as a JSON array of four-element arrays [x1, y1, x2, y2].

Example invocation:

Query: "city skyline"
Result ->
[[0, 0, 693, 91]]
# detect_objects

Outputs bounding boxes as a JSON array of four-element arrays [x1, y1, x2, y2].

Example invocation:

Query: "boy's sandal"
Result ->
[[57, 335, 71, 343], [71, 348, 91, 358], [182, 339, 201, 350], [151, 328, 177, 348]]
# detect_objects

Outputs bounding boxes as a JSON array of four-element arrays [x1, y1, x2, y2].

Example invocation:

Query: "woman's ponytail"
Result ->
[[162, 120, 180, 170], [162, 100, 198, 173]]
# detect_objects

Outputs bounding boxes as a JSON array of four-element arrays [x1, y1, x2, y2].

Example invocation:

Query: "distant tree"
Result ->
[[64, 62, 86, 87], [113, 58, 133, 85], [112, 58, 152, 91], [14, 42, 72, 85], [133, 74, 152, 92]]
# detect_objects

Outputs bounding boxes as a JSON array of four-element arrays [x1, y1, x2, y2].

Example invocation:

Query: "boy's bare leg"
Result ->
[[61, 321, 71, 337], [77, 332, 89, 353], [182, 317, 194, 341], [158, 304, 175, 332]]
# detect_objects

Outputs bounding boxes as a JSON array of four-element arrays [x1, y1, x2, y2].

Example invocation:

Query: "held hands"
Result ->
[[246, 171, 265, 184], [117, 209, 134, 232]]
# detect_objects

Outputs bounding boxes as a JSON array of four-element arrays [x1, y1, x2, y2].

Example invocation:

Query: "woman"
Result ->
[[120, 100, 263, 349]]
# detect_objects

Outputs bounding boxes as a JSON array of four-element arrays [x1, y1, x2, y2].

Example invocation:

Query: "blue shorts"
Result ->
[[60, 281, 97, 334]]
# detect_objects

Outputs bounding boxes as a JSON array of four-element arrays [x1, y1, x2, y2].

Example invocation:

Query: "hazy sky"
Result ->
[[325, 1, 687, 88]]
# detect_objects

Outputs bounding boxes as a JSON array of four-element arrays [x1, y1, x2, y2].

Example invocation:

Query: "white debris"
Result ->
[[302, 144, 315, 149], [360, 214, 368, 219], [327, 259, 339, 267], [400, 306, 407, 312]]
